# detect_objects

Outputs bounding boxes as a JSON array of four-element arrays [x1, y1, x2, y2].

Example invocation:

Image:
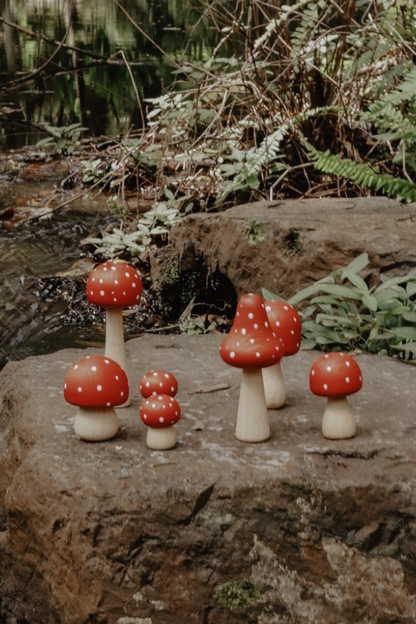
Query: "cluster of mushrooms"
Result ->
[[220, 293, 363, 442], [63, 260, 181, 449], [63, 262, 363, 449]]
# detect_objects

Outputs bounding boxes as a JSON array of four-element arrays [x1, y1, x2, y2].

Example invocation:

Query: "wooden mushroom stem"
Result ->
[[146, 426, 177, 450], [105, 307, 130, 407], [74, 406, 119, 442], [236, 368, 270, 443], [262, 361, 286, 409], [321, 396, 356, 440]]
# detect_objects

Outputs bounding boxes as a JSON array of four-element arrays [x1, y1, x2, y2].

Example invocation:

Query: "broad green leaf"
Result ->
[[391, 342, 416, 355], [362, 294, 378, 311], [338, 253, 369, 276], [406, 281, 416, 297], [402, 311, 416, 322], [318, 284, 363, 300], [341, 270, 369, 293], [262, 288, 285, 302], [389, 327, 416, 341], [316, 313, 355, 326], [288, 282, 334, 305]]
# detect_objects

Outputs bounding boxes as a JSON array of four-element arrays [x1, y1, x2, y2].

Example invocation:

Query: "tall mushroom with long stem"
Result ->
[[309, 352, 363, 439], [220, 293, 283, 443], [262, 300, 302, 408], [64, 354, 129, 441], [86, 260, 143, 406]]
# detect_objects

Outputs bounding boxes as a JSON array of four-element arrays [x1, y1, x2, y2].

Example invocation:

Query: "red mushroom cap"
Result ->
[[310, 352, 362, 397], [86, 261, 143, 308], [139, 370, 178, 398], [140, 395, 181, 428], [64, 355, 129, 407], [264, 300, 302, 356], [220, 293, 284, 369]]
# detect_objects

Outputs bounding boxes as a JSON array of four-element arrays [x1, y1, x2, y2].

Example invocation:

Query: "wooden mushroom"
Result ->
[[139, 370, 178, 399], [309, 352, 363, 439], [220, 293, 283, 443], [86, 260, 143, 406], [263, 300, 302, 408], [140, 394, 181, 450], [64, 354, 129, 441]]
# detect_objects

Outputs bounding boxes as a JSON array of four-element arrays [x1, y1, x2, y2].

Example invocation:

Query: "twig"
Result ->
[[189, 383, 231, 394]]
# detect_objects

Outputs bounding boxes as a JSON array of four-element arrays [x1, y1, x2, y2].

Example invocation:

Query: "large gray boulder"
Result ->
[[150, 197, 416, 299], [1, 333, 416, 623]]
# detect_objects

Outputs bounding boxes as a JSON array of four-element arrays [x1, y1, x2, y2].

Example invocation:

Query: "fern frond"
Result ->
[[371, 65, 416, 112], [304, 140, 416, 202], [253, 0, 312, 52]]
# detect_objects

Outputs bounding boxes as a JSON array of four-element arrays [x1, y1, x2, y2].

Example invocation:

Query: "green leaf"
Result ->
[[362, 294, 378, 311], [246, 174, 260, 189], [339, 253, 369, 277], [262, 288, 286, 302], [389, 327, 416, 341]]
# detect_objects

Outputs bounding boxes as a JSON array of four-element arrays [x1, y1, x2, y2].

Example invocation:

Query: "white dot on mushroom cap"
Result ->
[[136, 295, 140, 300], [64, 383, 67, 389], [311, 370, 315, 375], [234, 329, 238, 334], [256, 352, 261, 358], [171, 386, 175, 392], [242, 328, 247, 335], [146, 381, 150, 387], [159, 382, 163, 387], [152, 391, 157, 396], [92, 277, 95, 282], [164, 374, 169, 379], [120, 392, 124, 397], [346, 361, 350, 367], [248, 313, 254, 319], [158, 396, 163, 400], [100, 290, 105, 296], [115, 375, 119, 381], [99, 278, 103, 284], [115, 280, 118, 285], [106, 402, 111, 407], [265, 305, 271, 312], [125, 272, 130, 278], [236, 342, 240, 346], [324, 354, 329, 359], [323, 383, 328, 390], [159, 417, 164, 423], [326, 366, 332, 372], [78, 387, 82, 392], [111, 266, 116, 271], [103, 267, 108, 271], [113, 298, 117, 303], [123, 291, 126, 296], [132, 282, 137, 288], [152, 372, 157, 376], [90, 290, 93, 295], [359, 376, 362, 381], [250, 339, 255, 344], [162, 405, 166, 409], [265, 321, 269, 328], [152, 403, 156, 408], [86, 356, 90, 359], [143, 413, 147, 420], [284, 305, 288, 310], [91, 366, 97, 372], [74, 364, 78, 370], [254, 323, 258, 329], [105, 360, 110, 364], [97, 385, 102, 391], [346, 377, 350, 383], [230, 351, 235, 359], [293, 317, 297, 322], [175, 411, 179, 416], [291, 330, 294, 335]]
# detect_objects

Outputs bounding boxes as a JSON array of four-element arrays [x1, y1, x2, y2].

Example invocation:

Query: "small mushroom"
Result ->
[[263, 300, 302, 408], [220, 293, 283, 442], [309, 352, 363, 439], [140, 394, 181, 450], [86, 260, 143, 406], [64, 354, 129, 441], [139, 370, 178, 398]]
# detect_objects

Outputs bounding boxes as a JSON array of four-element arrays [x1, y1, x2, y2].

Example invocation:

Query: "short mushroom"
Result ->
[[64, 354, 129, 441], [139, 370, 178, 398], [263, 300, 302, 408], [309, 352, 363, 439], [140, 394, 181, 450], [86, 260, 143, 406], [220, 293, 283, 443]]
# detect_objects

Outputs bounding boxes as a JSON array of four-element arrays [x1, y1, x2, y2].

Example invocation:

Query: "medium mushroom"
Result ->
[[140, 394, 181, 450], [86, 260, 143, 406], [309, 352, 363, 439], [139, 370, 178, 398], [263, 300, 302, 408], [220, 293, 284, 443], [64, 354, 129, 441]]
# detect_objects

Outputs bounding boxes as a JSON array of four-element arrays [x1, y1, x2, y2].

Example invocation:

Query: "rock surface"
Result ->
[[1, 333, 416, 622], [152, 197, 416, 299]]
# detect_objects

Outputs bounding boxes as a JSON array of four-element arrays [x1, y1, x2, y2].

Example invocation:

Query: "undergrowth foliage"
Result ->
[[263, 254, 416, 361], [74, 0, 416, 257]]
